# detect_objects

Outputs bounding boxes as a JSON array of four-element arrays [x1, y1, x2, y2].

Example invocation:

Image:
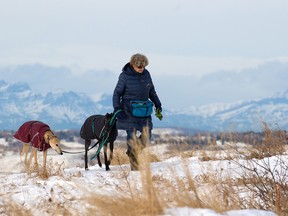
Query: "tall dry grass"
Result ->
[[86, 127, 164, 216], [230, 123, 288, 215], [25, 158, 65, 179], [86, 124, 288, 215], [0, 199, 32, 216], [4, 123, 287, 215]]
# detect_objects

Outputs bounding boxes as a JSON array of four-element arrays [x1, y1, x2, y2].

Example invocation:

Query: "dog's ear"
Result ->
[[104, 113, 110, 121], [105, 113, 113, 118]]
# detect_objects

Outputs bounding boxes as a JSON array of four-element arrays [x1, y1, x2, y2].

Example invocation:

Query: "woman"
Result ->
[[113, 53, 163, 170]]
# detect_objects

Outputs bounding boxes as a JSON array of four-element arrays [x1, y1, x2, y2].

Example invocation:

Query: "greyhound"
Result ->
[[80, 113, 118, 171], [13, 121, 63, 173]]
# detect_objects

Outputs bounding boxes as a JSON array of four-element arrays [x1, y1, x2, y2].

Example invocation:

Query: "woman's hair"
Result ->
[[130, 53, 149, 67]]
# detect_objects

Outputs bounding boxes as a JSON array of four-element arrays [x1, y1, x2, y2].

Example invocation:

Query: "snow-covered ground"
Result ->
[[0, 139, 284, 216]]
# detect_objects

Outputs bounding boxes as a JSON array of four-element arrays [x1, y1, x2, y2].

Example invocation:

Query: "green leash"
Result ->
[[90, 110, 121, 160]]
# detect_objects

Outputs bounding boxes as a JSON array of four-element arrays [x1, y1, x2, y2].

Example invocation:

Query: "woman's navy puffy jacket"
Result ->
[[113, 63, 162, 131]]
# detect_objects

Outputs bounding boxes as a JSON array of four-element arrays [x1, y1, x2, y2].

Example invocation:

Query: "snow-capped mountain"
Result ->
[[1, 80, 288, 132], [166, 93, 288, 132], [0, 81, 111, 130]]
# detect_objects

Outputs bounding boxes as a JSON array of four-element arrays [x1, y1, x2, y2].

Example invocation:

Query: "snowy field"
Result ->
[[0, 137, 286, 216]]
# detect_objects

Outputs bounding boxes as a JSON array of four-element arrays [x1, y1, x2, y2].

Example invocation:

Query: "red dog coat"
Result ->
[[14, 121, 51, 151]]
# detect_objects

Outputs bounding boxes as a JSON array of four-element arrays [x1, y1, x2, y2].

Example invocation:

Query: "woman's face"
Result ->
[[132, 64, 145, 73]]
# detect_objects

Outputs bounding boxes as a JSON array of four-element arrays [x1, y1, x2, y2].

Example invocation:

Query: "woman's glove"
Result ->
[[155, 107, 163, 121]]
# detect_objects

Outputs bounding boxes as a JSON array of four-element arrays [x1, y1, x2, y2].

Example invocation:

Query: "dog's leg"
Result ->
[[85, 140, 91, 170], [32, 148, 39, 172], [20, 143, 25, 162], [24, 144, 30, 166], [26, 147, 36, 173], [103, 144, 109, 171], [97, 150, 102, 168], [105, 141, 114, 171], [109, 141, 114, 162], [20, 143, 30, 166], [43, 150, 47, 173]]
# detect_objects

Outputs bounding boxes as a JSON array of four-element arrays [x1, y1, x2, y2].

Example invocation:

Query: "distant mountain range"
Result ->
[[1, 80, 288, 132]]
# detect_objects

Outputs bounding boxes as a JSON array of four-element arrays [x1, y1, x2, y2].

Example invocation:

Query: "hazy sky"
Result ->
[[1, 0, 288, 109]]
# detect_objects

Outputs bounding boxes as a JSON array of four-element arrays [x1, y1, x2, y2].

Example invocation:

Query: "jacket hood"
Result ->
[[122, 63, 148, 76]]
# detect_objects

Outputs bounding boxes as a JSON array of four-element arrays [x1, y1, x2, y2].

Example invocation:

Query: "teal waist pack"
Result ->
[[130, 100, 153, 117]]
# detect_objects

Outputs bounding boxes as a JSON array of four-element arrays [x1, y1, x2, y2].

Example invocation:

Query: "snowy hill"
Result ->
[[0, 138, 283, 216], [1, 80, 288, 132]]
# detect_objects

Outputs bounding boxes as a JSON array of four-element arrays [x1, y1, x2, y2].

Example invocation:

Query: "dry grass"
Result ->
[[0, 200, 32, 216], [3, 123, 288, 215], [110, 147, 130, 165], [232, 153, 288, 215], [86, 127, 164, 216], [166, 142, 196, 159], [86, 124, 288, 215], [87, 195, 162, 216], [22, 157, 66, 179], [243, 122, 287, 160]]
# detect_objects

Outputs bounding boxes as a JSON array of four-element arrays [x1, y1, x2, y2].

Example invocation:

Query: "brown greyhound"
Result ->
[[14, 121, 63, 173]]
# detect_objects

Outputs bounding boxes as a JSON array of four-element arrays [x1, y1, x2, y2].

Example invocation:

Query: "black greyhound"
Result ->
[[80, 113, 118, 171]]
